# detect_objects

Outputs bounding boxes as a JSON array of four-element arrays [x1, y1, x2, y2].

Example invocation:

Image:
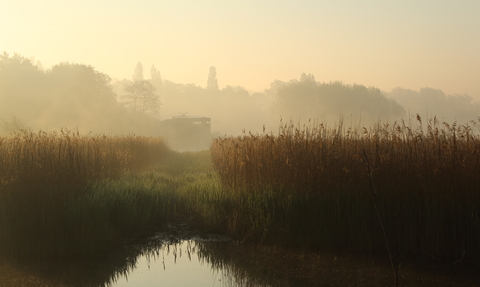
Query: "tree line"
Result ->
[[0, 53, 161, 135], [1, 52, 479, 136]]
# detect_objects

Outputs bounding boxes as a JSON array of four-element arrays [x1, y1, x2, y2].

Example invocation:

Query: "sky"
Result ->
[[2, 0, 479, 99]]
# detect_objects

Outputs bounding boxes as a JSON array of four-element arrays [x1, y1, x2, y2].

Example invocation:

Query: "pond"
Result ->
[[1, 225, 479, 287]]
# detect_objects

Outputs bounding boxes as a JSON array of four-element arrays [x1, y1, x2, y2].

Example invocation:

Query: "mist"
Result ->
[[388, 87, 480, 125], [2, 53, 480, 144], [0, 53, 162, 136]]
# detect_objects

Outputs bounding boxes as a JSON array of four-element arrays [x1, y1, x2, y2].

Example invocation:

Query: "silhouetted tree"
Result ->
[[0, 53, 165, 134], [389, 87, 480, 124], [48, 63, 117, 106], [0, 52, 47, 125], [207, 66, 218, 90], [150, 65, 162, 89], [28, 56, 43, 70], [124, 80, 160, 116], [35, 60, 44, 71], [132, 62, 144, 81], [41, 62, 122, 131], [271, 74, 405, 124], [300, 73, 315, 83]]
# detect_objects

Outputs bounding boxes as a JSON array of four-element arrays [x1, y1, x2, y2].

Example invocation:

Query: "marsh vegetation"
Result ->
[[211, 117, 480, 264], [0, 130, 170, 258], [0, 117, 479, 285]]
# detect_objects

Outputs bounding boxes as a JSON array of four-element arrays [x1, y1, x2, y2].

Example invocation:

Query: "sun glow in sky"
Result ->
[[2, 0, 480, 98]]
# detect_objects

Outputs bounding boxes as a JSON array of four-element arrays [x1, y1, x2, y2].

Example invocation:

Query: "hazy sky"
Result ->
[[2, 0, 479, 99]]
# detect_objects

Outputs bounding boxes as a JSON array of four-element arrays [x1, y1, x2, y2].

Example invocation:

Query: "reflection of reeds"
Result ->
[[211, 117, 480, 263], [0, 130, 169, 258]]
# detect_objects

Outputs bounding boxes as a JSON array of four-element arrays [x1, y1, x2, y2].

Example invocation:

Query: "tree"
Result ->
[[389, 87, 480, 124], [42, 62, 122, 132], [132, 62, 144, 81], [150, 64, 162, 89], [48, 62, 117, 107], [271, 74, 405, 123], [300, 73, 315, 83], [0, 53, 168, 134], [28, 56, 43, 70], [0, 52, 47, 123], [124, 80, 160, 116], [207, 66, 218, 90]]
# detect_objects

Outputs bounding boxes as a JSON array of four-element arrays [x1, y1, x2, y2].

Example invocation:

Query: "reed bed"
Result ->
[[211, 117, 480, 264], [0, 129, 168, 196], [0, 130, 169, 258]]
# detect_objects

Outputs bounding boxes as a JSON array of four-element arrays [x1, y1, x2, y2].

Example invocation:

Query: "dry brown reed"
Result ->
[[0, 129, 168, 197], [211, 116, 480, 263], [0, 129, 169, 258]]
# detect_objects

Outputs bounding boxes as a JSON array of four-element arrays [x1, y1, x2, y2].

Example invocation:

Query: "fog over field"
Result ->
[[1, 1, 479, 136], [1, 55, 479, 137]]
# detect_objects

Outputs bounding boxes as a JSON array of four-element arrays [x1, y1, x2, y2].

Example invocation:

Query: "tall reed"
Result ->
[[0, 129, 168, 195], [0, 129, 169, 258], [211, 117, 480, 263]]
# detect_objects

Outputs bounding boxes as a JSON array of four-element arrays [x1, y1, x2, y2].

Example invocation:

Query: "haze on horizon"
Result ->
[[2, 0, 479, 99]]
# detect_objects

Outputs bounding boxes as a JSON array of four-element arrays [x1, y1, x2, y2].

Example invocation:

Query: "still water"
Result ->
[[108, 237, 480, 287], [109, 240, 259, 287], [1, 226, 479, 287]]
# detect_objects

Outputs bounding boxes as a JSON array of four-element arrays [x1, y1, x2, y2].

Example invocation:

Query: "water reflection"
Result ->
[[1, 232, 479, 287], [109, 240, 263, 287], [109, 236, 480, 287], [0, 240, 146, 287]]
